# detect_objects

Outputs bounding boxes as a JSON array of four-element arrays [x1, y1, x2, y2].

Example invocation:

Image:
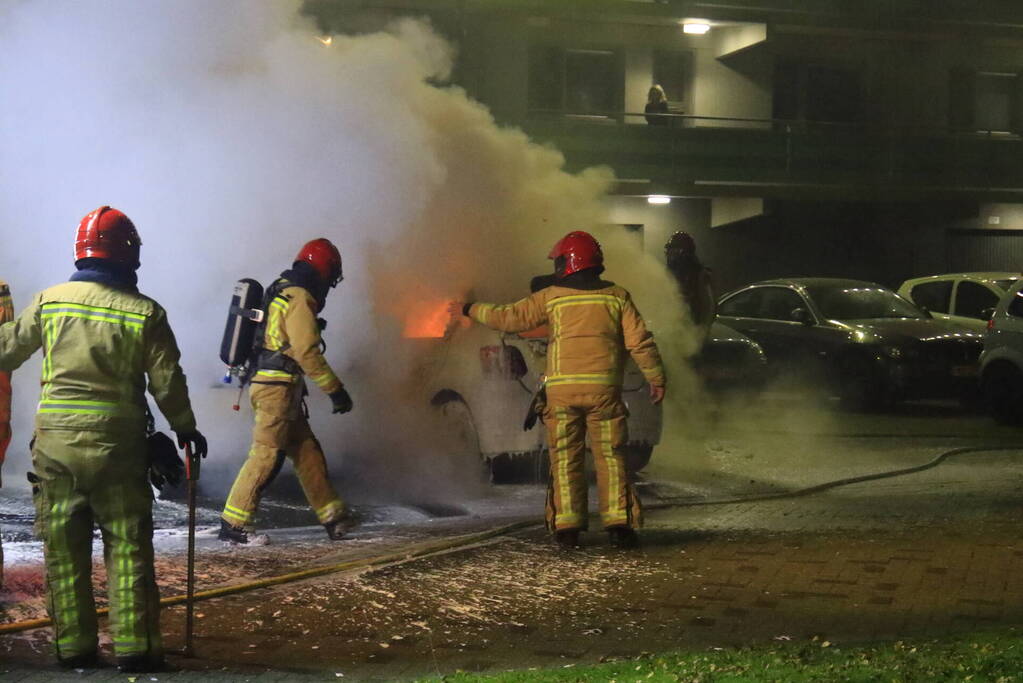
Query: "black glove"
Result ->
[[523, 387, 547, 431], [177, 430, 208, 459], [148, 431, 185, 491], [329, 387, 353, 414]]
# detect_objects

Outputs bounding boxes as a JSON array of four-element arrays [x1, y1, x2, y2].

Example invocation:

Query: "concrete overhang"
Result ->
[[305, 0, 1023, 41]]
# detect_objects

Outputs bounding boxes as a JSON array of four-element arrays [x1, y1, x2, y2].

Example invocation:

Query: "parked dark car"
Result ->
[[716, 278, 984, 408], [693, 321, 769, 393]]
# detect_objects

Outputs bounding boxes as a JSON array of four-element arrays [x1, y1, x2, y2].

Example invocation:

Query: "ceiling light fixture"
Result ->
[[647, 195, 672, 205], [682, 22, 711, 35]]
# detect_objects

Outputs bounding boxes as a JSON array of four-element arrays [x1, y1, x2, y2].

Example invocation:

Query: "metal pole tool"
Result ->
[[183, 442, 200, 657]]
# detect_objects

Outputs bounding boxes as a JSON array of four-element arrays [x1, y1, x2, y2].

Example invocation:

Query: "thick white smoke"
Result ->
[[0, 1, 701, 502]]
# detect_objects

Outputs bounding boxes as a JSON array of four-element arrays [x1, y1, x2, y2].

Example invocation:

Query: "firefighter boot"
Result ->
[[323, 515, 355, 540], [607, 526, 638, 549], [218, 519, 269, 545], [555, 529, 580, 549]]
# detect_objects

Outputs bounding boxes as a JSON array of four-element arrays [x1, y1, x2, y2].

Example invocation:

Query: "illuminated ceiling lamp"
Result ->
[[682, 22, 711, 35], [647, 195, 672, 205]]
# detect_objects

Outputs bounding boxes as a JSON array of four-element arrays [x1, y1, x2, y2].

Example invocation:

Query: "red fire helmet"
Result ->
[[74, 206, 142, 269], [548, 231, 603, 277], [296, 238, 343, 288]]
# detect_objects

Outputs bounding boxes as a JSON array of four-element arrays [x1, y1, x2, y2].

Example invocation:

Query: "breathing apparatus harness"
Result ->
[[251, 278, 302, 381], [221, 273, 329, 411]]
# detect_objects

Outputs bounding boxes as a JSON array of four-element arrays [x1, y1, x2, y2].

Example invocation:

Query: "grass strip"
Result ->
[[421, 629, 1023, 682]]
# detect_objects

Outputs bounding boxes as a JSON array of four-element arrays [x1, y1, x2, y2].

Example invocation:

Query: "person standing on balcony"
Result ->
[[665, 231, 716, 342], [645, 85, 670, 126]]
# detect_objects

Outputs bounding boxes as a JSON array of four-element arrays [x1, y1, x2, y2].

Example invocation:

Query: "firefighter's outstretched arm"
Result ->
[[0, 295, 42, 373], [451, 292, 548, 334], [621, 294, 666, 403]]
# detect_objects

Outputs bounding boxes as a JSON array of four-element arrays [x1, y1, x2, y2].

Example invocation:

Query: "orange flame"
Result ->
[[403, 300, 465, 338]]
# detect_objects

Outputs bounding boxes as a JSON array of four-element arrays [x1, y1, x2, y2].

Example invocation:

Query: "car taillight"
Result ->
[[988, 318, 996, 331]]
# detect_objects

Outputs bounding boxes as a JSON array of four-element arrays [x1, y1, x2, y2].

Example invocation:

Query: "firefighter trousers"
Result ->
[[222, 382, 345, 528], [542, 386, 642, 532], [31, 428, 161, 661]]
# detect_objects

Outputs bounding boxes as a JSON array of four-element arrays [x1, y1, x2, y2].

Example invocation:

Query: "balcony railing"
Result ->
[[514, 110, 1023, 198]]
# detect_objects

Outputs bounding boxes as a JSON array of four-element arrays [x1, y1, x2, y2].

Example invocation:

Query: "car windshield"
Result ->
[[995, 278, 1019, 292], [807, 285, 926, 320]]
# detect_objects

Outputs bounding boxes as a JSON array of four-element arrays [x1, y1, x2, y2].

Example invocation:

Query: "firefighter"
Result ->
[[449, 231, 666, 548], [0, 207, 206, 672], [664, 231, 716, 340], [0, 279, 11, 589], [220, 238, 354, 544]]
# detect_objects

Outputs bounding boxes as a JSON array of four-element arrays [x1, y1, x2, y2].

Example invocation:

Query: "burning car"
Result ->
[[409, 318, 662, 484]]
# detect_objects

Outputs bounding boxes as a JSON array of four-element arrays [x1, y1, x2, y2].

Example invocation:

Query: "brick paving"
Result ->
[[2, 448, 1023, 681]]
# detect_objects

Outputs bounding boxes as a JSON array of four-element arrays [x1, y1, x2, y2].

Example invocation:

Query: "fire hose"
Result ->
[[0, 444, 1017, 637], [644, 444, 1021, 509]]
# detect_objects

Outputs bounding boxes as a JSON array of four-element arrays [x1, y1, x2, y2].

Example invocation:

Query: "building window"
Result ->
[[975, 72, 1016, 133], [528, 45, 622, 117], [565, 49, 618, 114], [773, 61, 862, 123], [528, 46, 562, 112], [652, 50, 693, 114], [950, 68, 1023, 134]]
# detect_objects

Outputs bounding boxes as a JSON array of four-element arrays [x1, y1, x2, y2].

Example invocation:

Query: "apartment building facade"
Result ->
[[306, 0, 1023, 290]]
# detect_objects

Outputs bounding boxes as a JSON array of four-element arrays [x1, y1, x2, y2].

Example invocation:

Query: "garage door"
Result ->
[[948, 230, 1023, 272]]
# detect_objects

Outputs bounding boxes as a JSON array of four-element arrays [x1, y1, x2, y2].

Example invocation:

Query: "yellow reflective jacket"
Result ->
[[0, 281, 197, 434], [254, 285, 343, 395], [469, 283, 666, 389]]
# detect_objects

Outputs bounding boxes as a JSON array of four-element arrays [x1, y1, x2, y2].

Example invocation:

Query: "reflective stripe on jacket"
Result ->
[[253, 285, 342, 394], [469, 284, 666, 389], [0, 281, 197, 433]]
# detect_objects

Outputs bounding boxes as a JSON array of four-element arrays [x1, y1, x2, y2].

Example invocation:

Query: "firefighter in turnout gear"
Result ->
[[0, 280, 12, 588], [0, 207, 206, 672], [664, 231, 716, 342], [450, 231, 666, 549], [220, 238, 353, 544]]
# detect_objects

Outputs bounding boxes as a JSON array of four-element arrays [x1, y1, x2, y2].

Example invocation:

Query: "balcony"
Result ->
[[516, 112, 1023, 202]]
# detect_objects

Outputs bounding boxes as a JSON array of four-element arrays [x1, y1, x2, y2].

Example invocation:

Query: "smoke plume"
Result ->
[[0, 1, 704, 503]]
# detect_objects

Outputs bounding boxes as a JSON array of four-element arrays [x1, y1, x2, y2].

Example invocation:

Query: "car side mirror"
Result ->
[[980, 307, 996, 320], [917, 305, 933, 318], [791, 307, 814, 326]]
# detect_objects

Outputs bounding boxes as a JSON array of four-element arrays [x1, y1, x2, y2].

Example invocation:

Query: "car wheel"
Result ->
[[620, 444, 653, 473], [836, 353, 888, 411], [430, 390, 487, 479], [981, 363, 1023, 425]]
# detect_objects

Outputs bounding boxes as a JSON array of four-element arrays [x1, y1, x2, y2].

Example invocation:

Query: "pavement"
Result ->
[[2, 399, 1023, 681]]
